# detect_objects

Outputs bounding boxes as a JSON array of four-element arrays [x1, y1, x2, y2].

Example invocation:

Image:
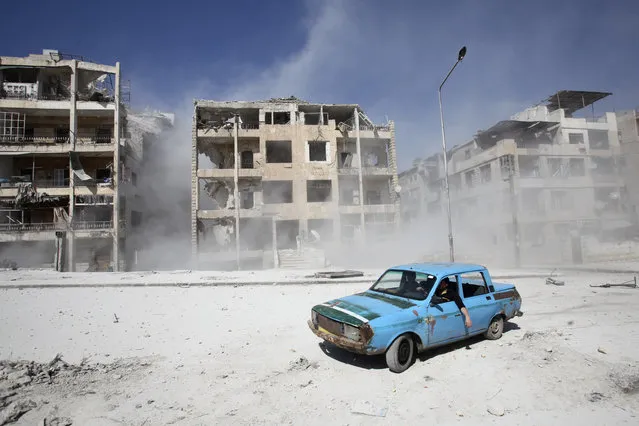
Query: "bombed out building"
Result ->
[[192, 97, 400, 269], [401, 90, 632, 265], [0, 49, 171, 271]]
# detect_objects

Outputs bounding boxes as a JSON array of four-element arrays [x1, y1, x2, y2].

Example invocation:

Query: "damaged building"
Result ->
[[192, 97, 400, 269], [402, 90, 631, 265], [0, 49, 170, 271]]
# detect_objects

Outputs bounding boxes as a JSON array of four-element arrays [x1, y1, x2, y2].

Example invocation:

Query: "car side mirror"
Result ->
[[429, 295, 444, 306]]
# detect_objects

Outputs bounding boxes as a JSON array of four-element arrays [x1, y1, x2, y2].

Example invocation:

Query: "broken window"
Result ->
[[464, 170, 476, 189], [131, 211, 142, 228], [308, 141, 327, 162], [592, 157, 614, 176], [588, 130, 610, 149], [131, 172, 137, 186], [568, 158, 585, 176], [96, 127, 112, 143], [266, 141, 292, 163], [307, 180, 332, 202], [548, 158, 563, 177], [519, 156, 540, 178], [499, 155, 514, 178], [479, 164, 491, 183], [460, 272, 489, 298], [263, 180, 293, 204], [365, 190, 382, 205], [55, 128, 69, 144], [568, 133, 584, 144], [339, 152, 353, 168], [240, 190, 254, 209], [551, 191, 572, 210], [96, 168, 111, 182], [241, 151, 254, 169], [264, 112, 290, 125]]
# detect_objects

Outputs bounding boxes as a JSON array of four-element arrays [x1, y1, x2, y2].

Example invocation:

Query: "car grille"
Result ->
[[316, 313, 343, 336]]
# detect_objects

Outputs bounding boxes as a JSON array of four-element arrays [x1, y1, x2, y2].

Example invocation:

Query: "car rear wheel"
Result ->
[[386, 334, 415, 373], [484, 316, 504, 340]]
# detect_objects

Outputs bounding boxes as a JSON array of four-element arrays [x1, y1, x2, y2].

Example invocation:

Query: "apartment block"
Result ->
[[0, 49, 157, 271], [403, 90, 629, 264], [192, 97, 399, 269], [616, 109, 639, 227]]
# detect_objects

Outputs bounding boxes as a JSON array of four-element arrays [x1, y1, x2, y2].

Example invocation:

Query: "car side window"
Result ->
[[460, 272, 490, 298], [373, 270, 403, 292], [434, 274, 459, 303]]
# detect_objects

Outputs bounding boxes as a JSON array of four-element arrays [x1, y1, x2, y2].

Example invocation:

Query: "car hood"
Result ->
[[313, 290, 419, 327]]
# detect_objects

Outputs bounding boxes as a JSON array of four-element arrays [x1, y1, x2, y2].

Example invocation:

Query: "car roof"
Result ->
[[387, 262, 486, 277]]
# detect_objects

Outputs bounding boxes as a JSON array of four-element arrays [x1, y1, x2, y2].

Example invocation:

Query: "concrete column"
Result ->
[[191, 103, 199, 266], [112, 62, 121, 271], [272, 217, 278, 268], [354, 109, 366, 242], [67, 60, 78, 272], [388, 120, 401, 230]]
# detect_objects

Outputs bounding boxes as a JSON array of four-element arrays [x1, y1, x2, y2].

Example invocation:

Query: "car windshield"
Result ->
[[369, 269, 438, 301]]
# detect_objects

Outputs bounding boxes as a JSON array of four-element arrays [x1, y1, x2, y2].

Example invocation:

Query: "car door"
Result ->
[[426, 274, 467, 345], [459, 271, 499, 334]]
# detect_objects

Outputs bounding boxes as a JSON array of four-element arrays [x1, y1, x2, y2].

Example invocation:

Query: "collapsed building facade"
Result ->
[[401, 90, 631, 265], [0, 49, 171, 271], [192, 97, 400, 269]]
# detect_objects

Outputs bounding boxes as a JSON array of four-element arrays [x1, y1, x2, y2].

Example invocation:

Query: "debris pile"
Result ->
[[0, 354, 150, 425]]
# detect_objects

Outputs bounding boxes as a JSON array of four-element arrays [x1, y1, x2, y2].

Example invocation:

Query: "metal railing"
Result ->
[[0, 221, 114, 233], [0, 135, 70, 144]]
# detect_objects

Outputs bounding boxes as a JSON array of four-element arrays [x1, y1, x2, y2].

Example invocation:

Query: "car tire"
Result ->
[[386, 334, 415, 373], [485, 316, 504, 340]]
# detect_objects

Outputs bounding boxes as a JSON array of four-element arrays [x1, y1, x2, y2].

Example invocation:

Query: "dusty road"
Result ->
[[1, 271, 639, 425]]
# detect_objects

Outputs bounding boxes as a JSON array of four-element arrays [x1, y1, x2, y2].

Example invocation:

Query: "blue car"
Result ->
[[308, 263, 523, 373]]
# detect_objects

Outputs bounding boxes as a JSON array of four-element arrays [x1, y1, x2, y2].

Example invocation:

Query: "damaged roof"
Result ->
[[475, 120, 558, 149], [545, 90, 612, 114]]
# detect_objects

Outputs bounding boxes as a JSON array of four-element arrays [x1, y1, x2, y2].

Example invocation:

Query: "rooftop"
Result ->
[[389, 262, 487, 276], [544, 90, 612, 115]]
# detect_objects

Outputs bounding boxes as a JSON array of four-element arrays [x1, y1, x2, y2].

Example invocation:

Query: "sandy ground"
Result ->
[[1, 270, 639, 425]]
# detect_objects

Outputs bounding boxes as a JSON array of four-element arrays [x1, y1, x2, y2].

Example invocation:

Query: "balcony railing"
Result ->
[[0, 135, 69, 144], [0, 221, 114, 233], [1, 82, 70, 101]]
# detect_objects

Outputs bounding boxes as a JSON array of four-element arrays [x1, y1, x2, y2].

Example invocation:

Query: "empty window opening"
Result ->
[[551, 191, 572, 210], [131, 211, 142, 228], [479, 164, 491, 183], [96, 168, 111, 182], [131, 172, 138, 186], [266, 141, 292, 163], [2, 68, 38, 83], [568, 133, 585, 144], [588, 130, 610, 149], [263, 180, 293, 204], [569, 158, 585, 176], [339, 152, 353, 168], [592, 157, 614, 176], [548, 158, 563, 177], [303, 112, 329, 125], [273, 112, 290, 125], [307, 180, 332, 202], [499, 155, 514, 178], [365, 190, 381, 205], [240, 190, 254, 209], [96, 127, 112, 143], [55, 127, 69, 144], [519, 156, 540, 178], [241, 150, 254, 169], [275, 219, 299, 250], [464, 170, 476, 188], [309, 141, 327, 161]]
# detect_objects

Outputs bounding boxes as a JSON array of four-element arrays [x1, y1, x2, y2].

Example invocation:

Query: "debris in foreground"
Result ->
[[545, 269, 565, 286], [0, 399, 36, 425], [312, 270, 364, 279], [351, 400, 388, 417], [590, 276, 637, 289]]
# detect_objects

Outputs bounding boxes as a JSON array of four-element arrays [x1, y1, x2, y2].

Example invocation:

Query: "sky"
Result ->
[[2, 0, 639, 171]]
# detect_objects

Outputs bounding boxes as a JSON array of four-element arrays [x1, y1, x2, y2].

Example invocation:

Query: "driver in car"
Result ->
[[420, 277, 472, 329]]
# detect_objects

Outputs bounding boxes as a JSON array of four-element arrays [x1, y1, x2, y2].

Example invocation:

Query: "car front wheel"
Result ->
[[386, 334, 415, 373]]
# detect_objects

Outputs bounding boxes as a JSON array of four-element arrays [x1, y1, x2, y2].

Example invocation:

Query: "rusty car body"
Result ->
[[308, 262, 523, 373]]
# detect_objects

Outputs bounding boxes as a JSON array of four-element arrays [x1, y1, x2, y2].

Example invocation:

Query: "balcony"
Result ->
[[338, 166, 393, 176], [0, 220, 113, 242], [197, 208, 263, 219], [197, 168, 263, 179], [197, 123, 260, 139], [338, 204, 398, 214]]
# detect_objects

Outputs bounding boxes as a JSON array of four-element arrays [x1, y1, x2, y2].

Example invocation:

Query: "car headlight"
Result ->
[[342, 324, 361, 341], [311, 310, 318, 325]]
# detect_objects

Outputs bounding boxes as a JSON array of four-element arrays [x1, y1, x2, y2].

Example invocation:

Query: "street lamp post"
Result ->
[[438, 46, 467, 263]]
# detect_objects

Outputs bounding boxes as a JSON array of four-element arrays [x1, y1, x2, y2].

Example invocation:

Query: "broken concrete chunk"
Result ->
[[487, 404, 505, 417], [0, 399, 37, 425], [597, 347, 607, 354]]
